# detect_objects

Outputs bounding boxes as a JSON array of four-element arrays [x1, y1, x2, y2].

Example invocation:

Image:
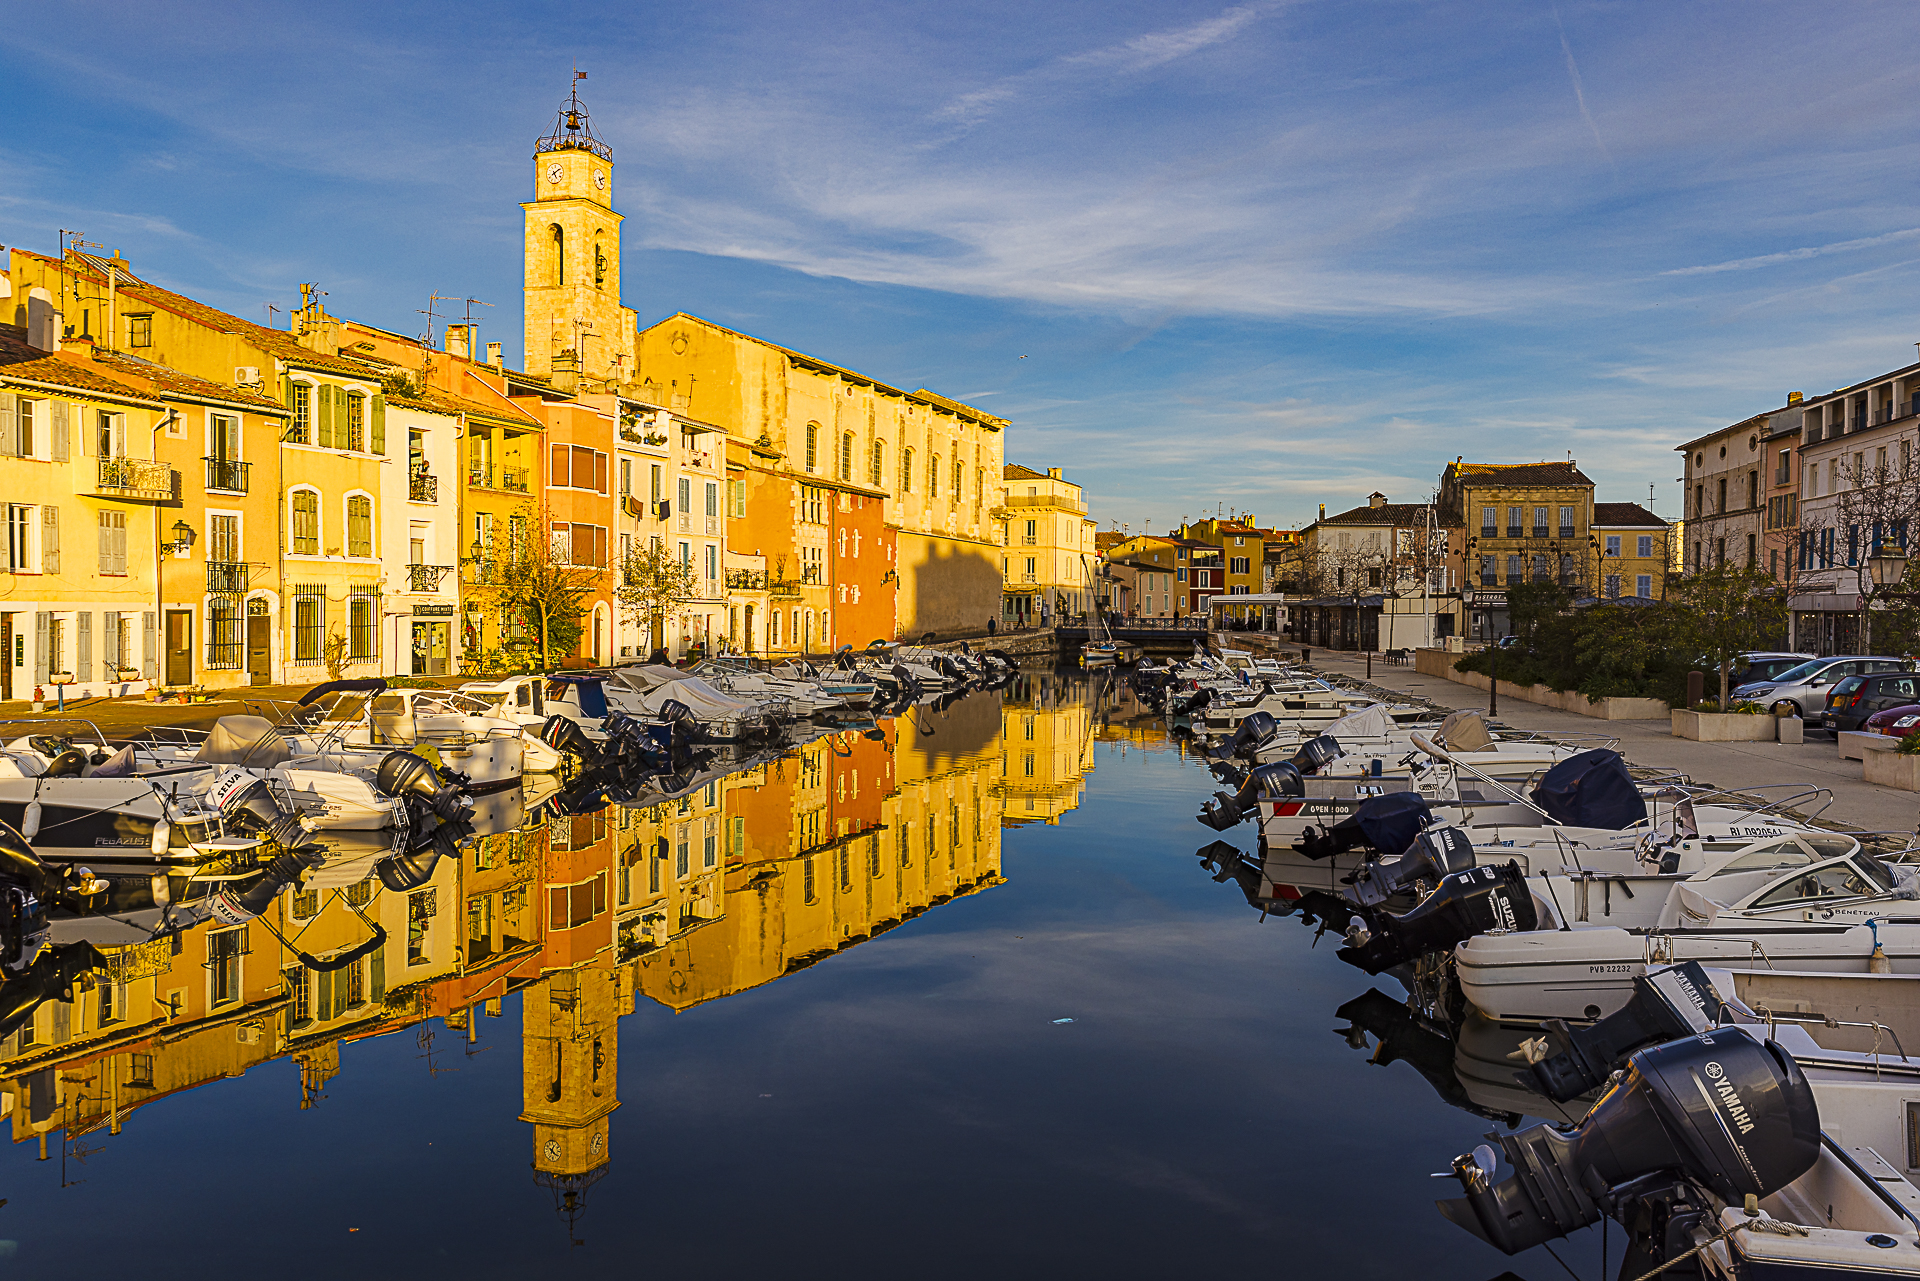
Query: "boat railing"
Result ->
[[1671, 784, 1835, 822], [0, 717, 112, 747]]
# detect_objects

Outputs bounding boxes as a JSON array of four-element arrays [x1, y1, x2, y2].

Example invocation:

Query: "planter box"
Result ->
[[1671, 710, 1777, 742], [1411, 649, 1669, 720], [1865, 750, 1920, 790], [1840, 730, 1902, 761]]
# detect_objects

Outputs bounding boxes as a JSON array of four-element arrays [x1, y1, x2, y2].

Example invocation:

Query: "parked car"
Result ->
[[1820, 671, 1920, 732], [1731, 655, 1912, 721], [1728, 651, 1815, 688], [1864, 703, 1920, 738]]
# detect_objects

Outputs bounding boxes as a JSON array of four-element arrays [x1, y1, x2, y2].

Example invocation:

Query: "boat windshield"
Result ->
[[1749, 859, 1883, 908], [1857, 855, 1899, 893], [1710, 840, 1819, 875]]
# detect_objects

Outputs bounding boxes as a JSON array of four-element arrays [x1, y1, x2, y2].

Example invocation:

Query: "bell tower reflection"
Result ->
[[521, 964, 621, 1241]]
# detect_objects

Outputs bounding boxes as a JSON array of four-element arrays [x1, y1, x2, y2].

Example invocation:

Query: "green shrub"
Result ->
[[1898, 731, 1920, 756]]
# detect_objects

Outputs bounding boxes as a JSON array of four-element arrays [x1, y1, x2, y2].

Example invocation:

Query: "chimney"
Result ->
[[1368, 492, 1387, 508], [486, 341, 503, 370], [1787, 391, 1803, 405], [1318, 503, 1326, 520], [444, 323, 472, 360], [1047, 467, 1062, 479]]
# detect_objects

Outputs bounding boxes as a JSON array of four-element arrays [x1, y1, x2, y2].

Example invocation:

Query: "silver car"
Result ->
[[1733, 655, 1912, 719]]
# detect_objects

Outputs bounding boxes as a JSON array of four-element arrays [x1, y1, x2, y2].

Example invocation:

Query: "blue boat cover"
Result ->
[[1353, 792, 1431, 856], [549, 675, 608, 719], [1529, 748, 1646, 830]]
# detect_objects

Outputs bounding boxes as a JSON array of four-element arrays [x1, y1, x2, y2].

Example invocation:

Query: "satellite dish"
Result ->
[[1473, 1144, 1498, 1180]]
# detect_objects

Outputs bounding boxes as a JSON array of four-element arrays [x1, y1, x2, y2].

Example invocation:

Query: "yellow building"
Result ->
[[995, 670, 1098, 825], [1436, 459, 1598, 644], [1175, 515, 1266, 597], [998, 464, 1098, 626], [1590, 502, 1671, 601]]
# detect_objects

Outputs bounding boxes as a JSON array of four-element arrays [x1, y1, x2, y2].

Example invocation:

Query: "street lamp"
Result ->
[[1869, 545, 1909, 590]]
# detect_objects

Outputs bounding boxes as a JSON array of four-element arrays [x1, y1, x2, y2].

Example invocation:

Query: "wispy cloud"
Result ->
[[1663, 227, 1920, 276], [1553, 6, 1614, 172]]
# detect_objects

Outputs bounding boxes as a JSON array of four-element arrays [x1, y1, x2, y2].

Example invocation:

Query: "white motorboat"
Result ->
[[603, 666, 779, 741]]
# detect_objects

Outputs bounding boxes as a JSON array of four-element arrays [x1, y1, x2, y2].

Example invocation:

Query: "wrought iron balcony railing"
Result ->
[[205, 456, 250, 493], [207, 561, 250, 593], [98, 457, 174, 501], [408, 564, 454, 593], [409, 469, 438, 503]]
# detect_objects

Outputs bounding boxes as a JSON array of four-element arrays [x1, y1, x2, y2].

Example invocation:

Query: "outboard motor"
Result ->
[[1531, 748, 1648, 830], [1336, 989, 1519, 1126], [1296, 792, 1431, 861], [891, 664, 923, 701], [208, 845, 325, 926], [207, 769, 312, 851], [0, 820, 105, 915], [376, 751, 472, 823], [1212, 711, 1278, 761], [657, 699, 700, 747], [0, 882, 49, 975], [0, 941, 106, 1043], [1292, 734, 1342, 775], [1337, 862, 1536, 974], [1440, 1026, 1820, 1258], [1523, 962, 1728, 1102], [1198, 761, 1303, 831], [376, 817, 474, 892], [540, 714, 603, 766], [1347, 827, 1476, 907]]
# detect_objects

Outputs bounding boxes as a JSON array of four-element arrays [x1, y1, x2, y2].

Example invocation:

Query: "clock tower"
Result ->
[[521, 85, 638, 388]]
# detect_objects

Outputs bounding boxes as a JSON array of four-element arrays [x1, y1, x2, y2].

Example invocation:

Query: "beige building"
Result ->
[[997, 464, 1097, 626]]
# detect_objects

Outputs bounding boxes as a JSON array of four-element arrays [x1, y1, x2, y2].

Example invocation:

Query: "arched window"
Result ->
[[840, 432, 853, 481], [291, 489, 320, 555], [805, 423, 818, 472], [593, 237, 606, 289], [951, 455, 961, 503], [901, 448, 914, 494], [550, 225, 565, 287], [346, 494, 373, 558], [930, 455, 940, 499], [871, 440, 885, 489]]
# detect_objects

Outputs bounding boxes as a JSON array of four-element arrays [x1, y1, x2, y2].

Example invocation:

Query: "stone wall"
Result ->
[[1412, 647, 1670, 720]]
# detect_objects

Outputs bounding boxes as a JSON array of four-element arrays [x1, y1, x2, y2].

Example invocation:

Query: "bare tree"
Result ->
[[613, 538, 699, 657], [1799, 452, 1920, 651], [468, 503, 602, 671]]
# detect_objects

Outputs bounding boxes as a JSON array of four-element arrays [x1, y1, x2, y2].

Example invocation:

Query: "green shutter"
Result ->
[[318, 385, 335, 450], [370, 393, 385, 456]]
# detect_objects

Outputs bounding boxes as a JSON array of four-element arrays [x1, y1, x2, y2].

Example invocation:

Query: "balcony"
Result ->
[[409, 468, 439, 503], [1479, 573, 1498, 587], [97, 457, 174, 502], [1506, 573, 1522, 586], [1019, 535, 1038, 545], [726, 569, 767, 590], [1558, 526, 1575, 540], [705, 515, 719, 535], [467, 466, 529, 493], [407, 564, 453, 593], [768, 579, 802, 599], [207, 561, 250, 593], [1505, 526, 1522, 538], [1002, 493, 1088, 514], [1851, 413, 1867, 433], [204, 457, 250, 493], [1530, 526, 1549, 540]]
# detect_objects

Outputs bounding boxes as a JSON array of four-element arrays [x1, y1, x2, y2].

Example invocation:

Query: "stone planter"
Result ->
[[1865, 750, 1920, 791], [1671, 710, 1777, 742]]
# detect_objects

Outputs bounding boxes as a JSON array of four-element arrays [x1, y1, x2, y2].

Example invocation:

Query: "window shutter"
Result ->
[[595, 525, 607, 567], [318, 385, 336, 449], [551, 443, 568, 488], [41, 506, 58, 575], [369, 943, 385, 1001], [0, 393, 16, 458], [594, 451, 607, 494], [98, 512, 110, 574], [370, 392, 385, 455], [143, 611, 156, 681], [33, 612, 49, 684], [75, 612, 91, 682], [116, 516, 128, 575], [49, 402, 68, 462]]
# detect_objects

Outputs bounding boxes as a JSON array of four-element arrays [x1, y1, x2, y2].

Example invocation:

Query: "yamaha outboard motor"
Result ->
[[207, 769, 312, 851], [657, 699, 700, 747], [1212, 711, 1278, 761], [540, 714, 603, 766], [376, 751, 472, 823], [1296, 792, 1431, 861], [1292, 735, 1342, 775], [1531, 748, 1647, 830], [1337, 862, 1536, 974], [1524, 962, 1728, 1102], [1440, 1026, 1820, 1257], [1336, 989, 1520, 1126], [208, 844, 325, 926], [1347, 827, 1476, 907], [1198, 761, 1302, 831], [376, 817, 474, 892]]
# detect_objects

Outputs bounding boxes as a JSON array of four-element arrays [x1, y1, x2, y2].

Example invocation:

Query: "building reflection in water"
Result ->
[[0, 675, 1142, 1233]]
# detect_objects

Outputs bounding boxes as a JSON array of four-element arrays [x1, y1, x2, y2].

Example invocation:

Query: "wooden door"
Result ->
[[164, 610, 192, 686], [246, 614, 271, 686]]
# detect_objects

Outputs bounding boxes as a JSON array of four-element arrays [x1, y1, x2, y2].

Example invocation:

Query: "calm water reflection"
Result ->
[[3, 670, 1589, 1279]]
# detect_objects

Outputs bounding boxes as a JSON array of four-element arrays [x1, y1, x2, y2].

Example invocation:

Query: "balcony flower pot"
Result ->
[[48, 673, 73, 686]]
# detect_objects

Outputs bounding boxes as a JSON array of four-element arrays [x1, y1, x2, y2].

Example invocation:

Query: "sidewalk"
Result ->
[[1304, 650, 1920, 836]]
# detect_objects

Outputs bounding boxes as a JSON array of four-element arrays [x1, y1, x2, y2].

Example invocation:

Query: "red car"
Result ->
[[1864, 704, 1920, 737]]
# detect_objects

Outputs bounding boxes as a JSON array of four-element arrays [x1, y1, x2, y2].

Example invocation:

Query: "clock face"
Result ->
[[547, 162, 564, 185], [593, 169, 607, 190]]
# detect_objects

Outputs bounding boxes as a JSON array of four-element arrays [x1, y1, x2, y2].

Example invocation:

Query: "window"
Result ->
[[1604, 574, 1620, 597], [550, 224, 565, 286], [1506, 553, 1523, 583], [97, 511, 127, 575], [619, 457, 631, 495], [551, 445, 608, 492], [1506, 506, 1522, 536], [805, 423, 818, 472], [349, 586, 379, 661], [407, 889, 435, 965], [346, 495, 372, 558], [213, 514, 242, 562], [5, 505, 30, 572], [1637, 574, 1652, 598], [346, 393, 365, 452], [901, 448, 913, 493], [1230, 556, 1250, 574], [706, 482, 718, 518], [930, 456, 940, 499], [1558, 505, 1574, 536], [1481, 506, 1496, 533], [289, 382, 311, 445], [952, 456, 962, 501], [650, 464, 662, 502], [1605, 534, 1620, 557], [729, 479, 745, 518], [840, 432, 853, 481], [291, 490, 319, 555], [128, 313, 152, 347], [208, 929, 244, 1007], [871, 440, 885, 488], [677, 476, 690, 513], [705, 544, 717, 580], [294, 584, 325, 663], [1532, 506, 1548, 534]]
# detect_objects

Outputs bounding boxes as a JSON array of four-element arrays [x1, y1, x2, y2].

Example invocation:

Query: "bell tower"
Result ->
[[521, 79, 638, 389]]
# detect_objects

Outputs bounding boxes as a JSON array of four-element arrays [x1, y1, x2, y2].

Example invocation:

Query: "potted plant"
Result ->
[[1865, 730, 1920, 790], [1671, 698, 1778, 742]]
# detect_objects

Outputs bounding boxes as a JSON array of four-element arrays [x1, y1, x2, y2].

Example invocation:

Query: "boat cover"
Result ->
[[194, 716, 293, 768], [549, 675, 608, 719], [1529, 748, 1646, 830], [1350, 792, 1431, 855], [625, 675, 755, 721], [1324, 704, 1395, 739], [1436, 710, 1494, 753], [608, 665, 689, 692]]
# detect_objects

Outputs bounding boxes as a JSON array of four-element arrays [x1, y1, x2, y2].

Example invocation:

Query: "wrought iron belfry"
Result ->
[[535, 73, 613, 163]]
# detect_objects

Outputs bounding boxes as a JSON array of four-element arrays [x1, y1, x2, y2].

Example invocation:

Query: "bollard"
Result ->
[[1366, 652, 1372, 680], [1687, 670, 1706, 708]]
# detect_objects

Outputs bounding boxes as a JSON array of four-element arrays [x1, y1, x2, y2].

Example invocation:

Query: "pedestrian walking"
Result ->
[[987, 617, 996, 636]]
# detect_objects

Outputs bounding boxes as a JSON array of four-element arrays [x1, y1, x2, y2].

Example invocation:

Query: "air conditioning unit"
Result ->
[[235, 1023, 261, 1045], [234, 366, 260, 386]]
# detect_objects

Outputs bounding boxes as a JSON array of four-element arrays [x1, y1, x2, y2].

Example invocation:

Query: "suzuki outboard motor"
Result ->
[[1198, 761, 1303, 831], [1531, 748, 1647, 830], [1337, 862, 1536, 975], [376, 817, 474, 892], [540, 714, 603, 766], [208, 845, 326, 926], [1213, 711, 1279, 761], [1347, 827, 1476, 907], [1295, 792, 1432, 861], [1440, 1026, 1820, 1256], [1524, 962, 1728, 1102], [207, 769, 312, 851], [376, 751, 472, 823]]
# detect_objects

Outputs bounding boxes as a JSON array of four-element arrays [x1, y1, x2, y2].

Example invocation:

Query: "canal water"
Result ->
[[3, 671, 1598, 1279]]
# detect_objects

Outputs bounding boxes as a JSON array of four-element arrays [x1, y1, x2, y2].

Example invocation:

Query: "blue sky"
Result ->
[[5, 1, 1920, 532]]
